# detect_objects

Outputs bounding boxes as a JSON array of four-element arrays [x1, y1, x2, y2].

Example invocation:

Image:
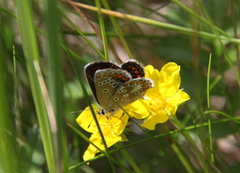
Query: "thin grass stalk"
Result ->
[[206, 54, 214, 163], [219, 40, 240, 87], [95, 0, 109, 59], [170, 119, 222, 173], [88, 105, 117, 172], [68, 57, 116, 170], [204, 111, 240, 124], [172, 0, 230, 37], [162, 125, 197, 172], [69, 125, 133, 172], [101, 0, 134, 60], [230, 1, 240, 78], [121, 110, 186, 171], [170, 143, 195, 173], [13, 47, 24, 142], [189, 1, 212, 171], [70, 113, 240, 171], [103, 117, 240, 155], [60, 11, 106, 59], [117, 143, 142, 173], [64, 1, 240, 44]]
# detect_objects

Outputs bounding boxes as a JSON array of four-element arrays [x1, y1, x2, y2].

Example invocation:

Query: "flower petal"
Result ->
[[76, 105, 101, 133], [159, 62, 181, 98], [83, 130, 123, 162], [141, 111, 168, 130], [167, 90, 190, 115], [125, 99, 151, 119], [145, 65, 160, 85]]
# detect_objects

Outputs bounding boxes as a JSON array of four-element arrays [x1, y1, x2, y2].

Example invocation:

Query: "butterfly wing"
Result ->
[[94, 68, 132, 112], [112, 78, 153, 109], [84, 62, 120, 104], [121, 60, 145, 78]]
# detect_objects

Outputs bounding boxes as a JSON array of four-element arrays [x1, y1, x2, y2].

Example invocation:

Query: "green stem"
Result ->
[[170, 143, 195, 173]]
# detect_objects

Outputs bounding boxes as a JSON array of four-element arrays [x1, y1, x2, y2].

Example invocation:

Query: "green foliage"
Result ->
[[1, 0, 240, 172]]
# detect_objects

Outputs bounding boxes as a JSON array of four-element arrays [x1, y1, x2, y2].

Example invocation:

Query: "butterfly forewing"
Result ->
[[84, 62, 120, 104]]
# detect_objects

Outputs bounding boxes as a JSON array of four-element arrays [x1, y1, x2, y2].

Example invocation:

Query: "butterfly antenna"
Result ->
[[71, 110, 83, 114]]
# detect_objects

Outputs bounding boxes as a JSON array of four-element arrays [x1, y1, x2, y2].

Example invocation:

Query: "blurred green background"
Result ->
[[1, 0, 240, 172]]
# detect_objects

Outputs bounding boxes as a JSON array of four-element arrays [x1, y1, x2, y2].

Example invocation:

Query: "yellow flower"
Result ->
[[76, 62, 190, 162], [127, 62, 190, 130], [76, 105, 129, 162]]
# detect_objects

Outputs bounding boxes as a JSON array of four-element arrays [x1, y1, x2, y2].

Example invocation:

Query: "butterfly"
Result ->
[[84, 59, 153, 114]]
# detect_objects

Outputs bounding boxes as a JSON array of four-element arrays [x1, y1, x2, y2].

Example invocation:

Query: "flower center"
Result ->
[[148, 93, 167, 112]]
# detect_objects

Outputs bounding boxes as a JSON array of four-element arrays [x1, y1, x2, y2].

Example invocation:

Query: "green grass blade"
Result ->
[[44, 0, 69, 172], [14, 0, 56, 172], [0, 19, 19, 173]]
